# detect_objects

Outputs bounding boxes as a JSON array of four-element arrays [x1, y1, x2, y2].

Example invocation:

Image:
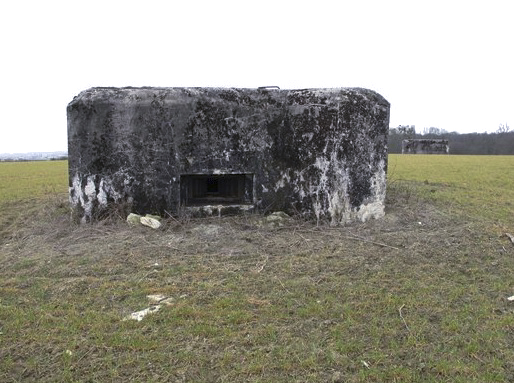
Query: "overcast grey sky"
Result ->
[[0, 0, 512, 153]]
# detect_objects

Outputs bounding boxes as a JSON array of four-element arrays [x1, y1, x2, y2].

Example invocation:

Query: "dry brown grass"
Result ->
[[1, 184, 514, 382]]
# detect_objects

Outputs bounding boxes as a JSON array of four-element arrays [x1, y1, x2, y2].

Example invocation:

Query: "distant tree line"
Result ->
[[0, 156, 68, 162], [389, 124, 514, 154]]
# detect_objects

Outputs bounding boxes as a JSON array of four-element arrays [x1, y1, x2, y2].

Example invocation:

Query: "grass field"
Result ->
[[0, 160, 68, 201], [0, 156, 513, 382], [388, 155, 514, 229]]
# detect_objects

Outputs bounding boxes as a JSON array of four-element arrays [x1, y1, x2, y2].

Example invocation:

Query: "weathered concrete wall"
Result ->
[[402, 139, 449, 154], [67, 87, 390, 224]]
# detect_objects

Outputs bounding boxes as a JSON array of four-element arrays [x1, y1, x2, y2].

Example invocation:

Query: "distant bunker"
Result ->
[[67, 87, 390, 225], [402, 139, 449, 154]]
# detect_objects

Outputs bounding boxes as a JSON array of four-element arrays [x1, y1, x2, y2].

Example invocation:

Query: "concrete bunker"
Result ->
[[402, 139, 449, 154], [67, 87, 390, 225]]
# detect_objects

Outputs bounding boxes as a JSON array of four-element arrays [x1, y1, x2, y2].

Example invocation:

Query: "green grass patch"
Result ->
[[1, 157, 514, 381], [0, 160, 68, 201], [0, 160, 69, 240], [388, 154, 514, 229]]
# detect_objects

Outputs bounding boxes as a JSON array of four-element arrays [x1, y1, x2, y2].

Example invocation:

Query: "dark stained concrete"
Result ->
[[68, 87, 390, 224]]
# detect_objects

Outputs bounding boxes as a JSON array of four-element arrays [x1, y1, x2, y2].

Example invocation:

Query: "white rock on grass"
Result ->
[[123, 305, 161, 321], [127, 213, 162, 228], [140, 216, 161, 229], [145, 214, 162, 222], [127, 213, 142, 225]]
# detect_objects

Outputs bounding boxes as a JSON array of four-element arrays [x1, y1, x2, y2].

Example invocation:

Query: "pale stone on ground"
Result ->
[[140, 216, 161, 229], [127, 213, 142, 225]]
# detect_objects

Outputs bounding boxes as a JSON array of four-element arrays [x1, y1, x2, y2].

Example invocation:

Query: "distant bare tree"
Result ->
[[397, 125, 416, 138], [497, 123, 510, 133], [422, 127, 448, 136]]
